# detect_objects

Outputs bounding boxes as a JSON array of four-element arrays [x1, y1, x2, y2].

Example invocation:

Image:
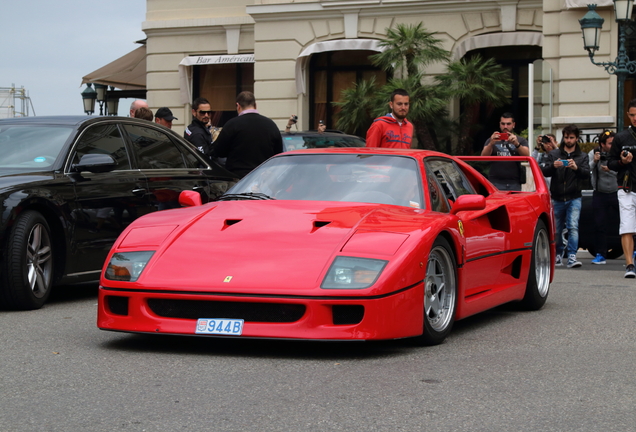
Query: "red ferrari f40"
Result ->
[[97, 149, 554, 345]]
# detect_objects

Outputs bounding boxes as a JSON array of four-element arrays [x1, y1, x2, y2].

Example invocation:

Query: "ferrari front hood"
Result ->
[[134, 200, 422, 292]]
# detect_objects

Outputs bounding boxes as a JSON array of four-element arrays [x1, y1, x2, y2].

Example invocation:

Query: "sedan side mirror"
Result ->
[[179, 190, 202, 207], [450, 194, 486, 215], [72, 153, 117, 173]]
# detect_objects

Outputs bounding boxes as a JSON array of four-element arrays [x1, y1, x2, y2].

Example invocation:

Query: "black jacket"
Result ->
[[541, 144, 590, 201], [607, 127, 636, 191], [212, 112, 283, 178], [184, 118, 213, 156]]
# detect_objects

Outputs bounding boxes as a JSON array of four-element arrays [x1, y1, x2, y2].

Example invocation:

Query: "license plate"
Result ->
[[195, 318, 244, 336]]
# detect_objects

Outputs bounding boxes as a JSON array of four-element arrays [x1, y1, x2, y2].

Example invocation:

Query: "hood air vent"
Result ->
[[311, 220, 331, 233], [222, 219, 242, 230]]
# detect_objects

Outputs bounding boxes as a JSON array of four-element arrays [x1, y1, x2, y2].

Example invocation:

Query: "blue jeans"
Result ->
[[553, 197, 582, 258]]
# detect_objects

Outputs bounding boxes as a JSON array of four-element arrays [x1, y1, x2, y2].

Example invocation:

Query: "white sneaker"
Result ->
[[567, 254, 582, 268], [555, 255, 563, 266]]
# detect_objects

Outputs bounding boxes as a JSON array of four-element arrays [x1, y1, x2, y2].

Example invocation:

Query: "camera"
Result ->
[[541, 135, 551, 144], [622, 146, 636, 157], [499, 132, 509, 141], [600, 151, 609, 161], [291, 115, 298, 123]]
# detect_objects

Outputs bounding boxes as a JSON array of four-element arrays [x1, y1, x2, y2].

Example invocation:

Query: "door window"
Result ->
[[425, 158, 475, 203], [123, 124, 195, 169], [71, 124, 130, 170]]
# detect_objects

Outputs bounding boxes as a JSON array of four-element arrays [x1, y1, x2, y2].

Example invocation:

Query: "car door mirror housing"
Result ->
[[72, 154, 117, 173], [450, 194, 486, 215], [179, 190, 202, 207]]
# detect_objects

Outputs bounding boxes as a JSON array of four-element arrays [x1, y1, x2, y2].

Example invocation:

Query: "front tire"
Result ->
[[521, 220, 550, 310], [416, 236, 458, 346], [1, 211, 54, 310]]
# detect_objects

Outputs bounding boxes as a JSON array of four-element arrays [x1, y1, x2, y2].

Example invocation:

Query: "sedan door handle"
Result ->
[[132, 188, 147, 196], [192, 185, 205, 191]]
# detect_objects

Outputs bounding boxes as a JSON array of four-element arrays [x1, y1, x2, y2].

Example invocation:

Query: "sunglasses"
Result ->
[[198, 110, 213, 115]]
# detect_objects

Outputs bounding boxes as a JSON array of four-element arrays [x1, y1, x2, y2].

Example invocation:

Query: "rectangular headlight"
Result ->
[[105, 251, 155, 282], [321, 256, 388, 289]]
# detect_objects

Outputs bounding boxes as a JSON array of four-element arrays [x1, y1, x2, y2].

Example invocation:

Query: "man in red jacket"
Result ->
[[366, 89, 413, 149]]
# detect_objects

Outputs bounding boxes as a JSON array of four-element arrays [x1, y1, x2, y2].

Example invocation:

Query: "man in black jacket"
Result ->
[[211, 91, 283, 178], [608, 98, 636, 278], [541, 124, 590, 268], [184, 97, 213, 156]]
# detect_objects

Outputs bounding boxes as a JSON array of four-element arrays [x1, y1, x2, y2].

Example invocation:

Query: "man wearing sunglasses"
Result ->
[[184, 97, 214, 156]]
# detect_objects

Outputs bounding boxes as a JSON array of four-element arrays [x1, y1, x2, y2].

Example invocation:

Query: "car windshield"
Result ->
[[282, 134, 365, 151], [0, 124, 73, 171], [227, 153, 424, 208]]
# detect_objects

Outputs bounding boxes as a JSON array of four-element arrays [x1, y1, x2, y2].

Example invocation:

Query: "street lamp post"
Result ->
[[580, 1, 636, 131], [81, 83, 120, 116], [81, 83, 97, 115], [94, 83, 108, 115]]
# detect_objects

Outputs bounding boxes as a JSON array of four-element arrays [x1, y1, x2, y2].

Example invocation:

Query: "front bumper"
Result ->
[[97, 283, 424, 341]]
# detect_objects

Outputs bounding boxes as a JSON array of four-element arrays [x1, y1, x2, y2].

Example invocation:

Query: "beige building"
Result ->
[[93, 0, 633, 144]]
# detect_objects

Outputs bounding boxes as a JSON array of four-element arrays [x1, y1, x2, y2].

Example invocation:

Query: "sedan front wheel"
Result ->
[[1, 211, 54, 310]]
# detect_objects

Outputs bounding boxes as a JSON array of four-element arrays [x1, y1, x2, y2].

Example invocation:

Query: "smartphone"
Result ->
[[499, 132, 509, 141], [560, 159, 569, 167]]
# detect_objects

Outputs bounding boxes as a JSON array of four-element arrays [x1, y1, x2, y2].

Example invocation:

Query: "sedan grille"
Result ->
[[147, 299, 306, 323]]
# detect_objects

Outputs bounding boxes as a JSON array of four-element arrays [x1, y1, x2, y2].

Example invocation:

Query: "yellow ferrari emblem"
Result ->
[[224, 276, 233, 283], [458, 220, 464, 237]]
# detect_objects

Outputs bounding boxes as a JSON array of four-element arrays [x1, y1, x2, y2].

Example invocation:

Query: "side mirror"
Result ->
[[179, 190, 202, 207], [450, 194, 486, 215], [72, 153, 117, 173]]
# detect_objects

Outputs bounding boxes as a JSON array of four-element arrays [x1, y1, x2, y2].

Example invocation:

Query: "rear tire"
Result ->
[[1, 211, 54, 310], [415, 236, 458, 346], [521, 220, 550, 310]]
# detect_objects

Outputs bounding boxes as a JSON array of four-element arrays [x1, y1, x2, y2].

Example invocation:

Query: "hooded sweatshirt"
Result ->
[[366, 114, 413, 149]]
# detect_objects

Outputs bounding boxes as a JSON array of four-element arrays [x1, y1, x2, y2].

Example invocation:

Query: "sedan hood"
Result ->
[[0, 172, 56, 192], [127, 201, 424, 292]]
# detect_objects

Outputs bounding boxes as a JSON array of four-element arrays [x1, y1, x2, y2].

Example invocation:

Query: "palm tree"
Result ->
[[370, 23, 450, 78], [334, 77, 380, 137], [437, 54, 512, 154]]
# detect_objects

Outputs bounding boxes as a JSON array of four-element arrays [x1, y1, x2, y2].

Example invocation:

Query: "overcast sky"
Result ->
[[1, 0, 147, 117]]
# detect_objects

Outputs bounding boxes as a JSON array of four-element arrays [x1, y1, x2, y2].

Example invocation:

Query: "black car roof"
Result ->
[[0, 116, 150, 127]]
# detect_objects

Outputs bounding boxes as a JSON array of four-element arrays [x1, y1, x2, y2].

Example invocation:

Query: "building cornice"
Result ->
[[142, 16, 255, 32], [246, 0, 543, 22]]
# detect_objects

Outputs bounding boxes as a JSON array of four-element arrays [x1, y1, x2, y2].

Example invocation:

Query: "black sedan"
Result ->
[[281, 130, 365, 151], [0, 116, 237, 310]]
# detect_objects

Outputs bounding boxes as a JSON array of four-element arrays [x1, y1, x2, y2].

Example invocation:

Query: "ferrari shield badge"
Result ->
[[458, 220, 464, 237], [224, 276, 233, 283]]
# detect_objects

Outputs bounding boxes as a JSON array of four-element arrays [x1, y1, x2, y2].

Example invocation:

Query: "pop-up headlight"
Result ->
[[321, 256, 388, 289], [105, 251, 155, 282]]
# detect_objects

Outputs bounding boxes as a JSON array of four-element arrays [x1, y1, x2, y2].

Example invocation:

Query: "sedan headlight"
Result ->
[[321, 256, 388, 289], [105, 251, 155, 282]]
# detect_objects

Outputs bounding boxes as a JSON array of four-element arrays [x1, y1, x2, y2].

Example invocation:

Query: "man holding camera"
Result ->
[[608, 99, 636, 277], [588, 131, 618, 265], [542, 124, 590, 268], [481, 113, 529, 191]]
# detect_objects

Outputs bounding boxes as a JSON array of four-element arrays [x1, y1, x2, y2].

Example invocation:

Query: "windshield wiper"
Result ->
[[216, 192, 276, 201]]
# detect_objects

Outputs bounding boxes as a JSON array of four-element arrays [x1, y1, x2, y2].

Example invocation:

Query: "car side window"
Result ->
[[425, 158, 475, 202], [123, 124, 189, 169], [71, 124, 130, 170], [427, 172, 451, 213]]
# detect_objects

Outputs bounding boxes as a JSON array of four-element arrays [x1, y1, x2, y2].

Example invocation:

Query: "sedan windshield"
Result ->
[[227, 153, 424, 208], [0, 125, 73, 170]]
